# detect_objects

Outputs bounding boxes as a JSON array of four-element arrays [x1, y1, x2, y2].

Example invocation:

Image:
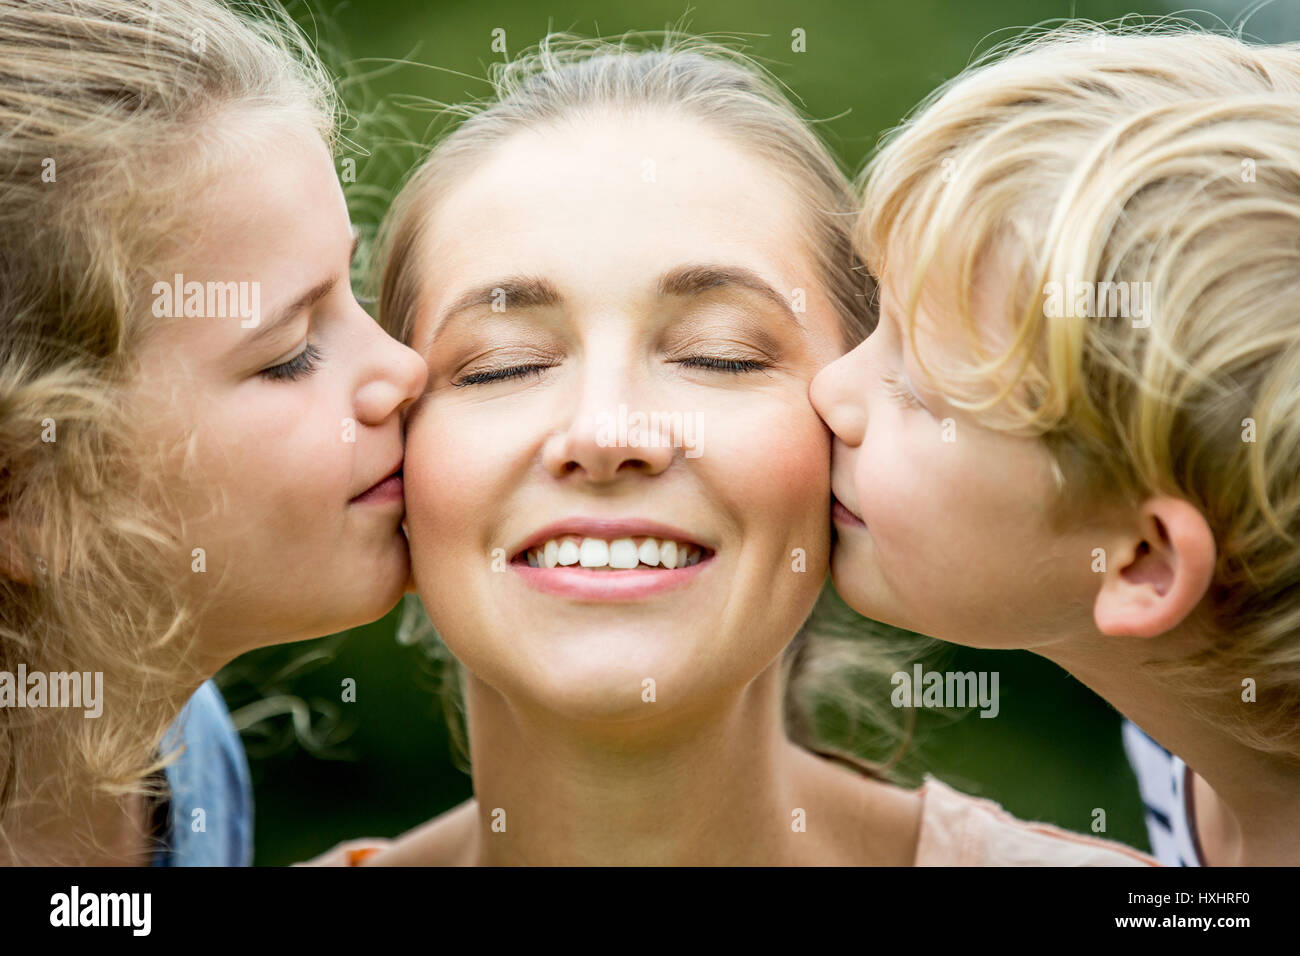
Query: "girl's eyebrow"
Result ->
[[248, 233, 361, 347]]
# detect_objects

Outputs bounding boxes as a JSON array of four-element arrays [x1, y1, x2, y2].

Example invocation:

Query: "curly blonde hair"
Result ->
[[0, 0, 335, 861]]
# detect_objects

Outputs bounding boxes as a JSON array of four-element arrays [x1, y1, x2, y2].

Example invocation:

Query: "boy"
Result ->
[[811, 24, 1300, 865]]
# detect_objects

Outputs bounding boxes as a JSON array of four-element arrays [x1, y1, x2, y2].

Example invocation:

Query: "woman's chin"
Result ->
[[483, 650, 721, 726]]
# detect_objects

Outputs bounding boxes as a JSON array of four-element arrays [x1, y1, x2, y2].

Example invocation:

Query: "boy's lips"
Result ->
[[832, 495, 867, 529]]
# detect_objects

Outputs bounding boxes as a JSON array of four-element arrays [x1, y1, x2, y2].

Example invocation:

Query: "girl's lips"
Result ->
[[832, 497, 867, 529], [512, 553, 714, 602], [350, 471, 403, 505]]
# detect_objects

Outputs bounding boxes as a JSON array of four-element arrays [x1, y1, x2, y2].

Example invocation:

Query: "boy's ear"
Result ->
[[1093, 496, 1216, 639]]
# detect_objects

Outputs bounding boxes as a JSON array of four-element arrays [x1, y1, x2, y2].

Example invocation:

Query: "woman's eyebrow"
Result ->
[[437, 276, 562, 326], [658, 264, 802, 328], [430, 263, 801, 342]]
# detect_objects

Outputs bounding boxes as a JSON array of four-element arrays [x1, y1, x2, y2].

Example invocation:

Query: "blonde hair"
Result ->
[[860, 21, 1300, 760], [0, 0, 335, 859], [377, 33, 916, 774]]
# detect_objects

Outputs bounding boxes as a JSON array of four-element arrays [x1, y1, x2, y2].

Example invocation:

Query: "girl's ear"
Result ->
[[0, 536, 35, 584], [1093, 496, 1216, 639], [0, 516, 56, 585]]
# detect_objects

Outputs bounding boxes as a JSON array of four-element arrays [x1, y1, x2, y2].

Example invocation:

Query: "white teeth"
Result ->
[[608, 538, 639, 569], [523, 534, 706, 569], [659, 541, 678, 568], [579, 538, 610, 567]]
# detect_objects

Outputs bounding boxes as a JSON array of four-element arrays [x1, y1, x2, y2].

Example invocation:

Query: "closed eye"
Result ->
[[675, 356, 771, 373], [453, 363, 551, 387], [880, 369, 925, 411], [259, 342, 323, 383]]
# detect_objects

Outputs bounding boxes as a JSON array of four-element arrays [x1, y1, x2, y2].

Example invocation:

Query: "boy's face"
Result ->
[[809, 276, 1107, 650]]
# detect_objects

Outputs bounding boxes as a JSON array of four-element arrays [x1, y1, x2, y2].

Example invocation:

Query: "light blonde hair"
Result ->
[[860, 21, 1300, 760], [376, 33, 919, 775], [0, 0, 335, 860]]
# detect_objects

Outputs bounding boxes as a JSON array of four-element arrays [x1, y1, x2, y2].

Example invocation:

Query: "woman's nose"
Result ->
[[541, 367, 675, 482], [809, 345, 869, 446]]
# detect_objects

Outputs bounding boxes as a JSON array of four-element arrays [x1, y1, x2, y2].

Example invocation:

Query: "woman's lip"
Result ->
[[832, 497, 867, 529], [512, 554, 713, 601], [350, 471, 403, 505], [511, 517, 709, 560]]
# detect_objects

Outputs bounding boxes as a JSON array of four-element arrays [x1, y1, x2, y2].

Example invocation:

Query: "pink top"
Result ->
[[914, 776, 1160, 866]]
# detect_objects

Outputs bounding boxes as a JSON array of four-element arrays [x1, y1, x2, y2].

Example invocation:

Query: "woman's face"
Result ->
[[131, 122, 428, 661], [403, 113, 845, 721]]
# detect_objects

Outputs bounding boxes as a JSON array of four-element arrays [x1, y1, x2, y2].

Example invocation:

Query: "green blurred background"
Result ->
[[218, 0, 1299, 865]]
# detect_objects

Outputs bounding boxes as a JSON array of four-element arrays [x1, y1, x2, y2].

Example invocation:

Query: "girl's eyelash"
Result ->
[[881, 369, 924, 410], [454, 364, 550, 387], [676, 356, 770, 373], [260, 343, 323, 383]]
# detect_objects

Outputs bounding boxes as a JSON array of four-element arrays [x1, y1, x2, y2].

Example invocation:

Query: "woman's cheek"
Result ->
[[405, 407, 522, 563], [717, 400, 831, 557], [403, 413, 466, 563]]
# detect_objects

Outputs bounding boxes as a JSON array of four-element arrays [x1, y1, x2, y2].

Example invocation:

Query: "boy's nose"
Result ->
[[810, 350, 868, 446]]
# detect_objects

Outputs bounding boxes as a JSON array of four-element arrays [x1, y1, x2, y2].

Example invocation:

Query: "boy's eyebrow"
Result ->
[[247, 233, 361, 347], [431, 263, 801, 338]]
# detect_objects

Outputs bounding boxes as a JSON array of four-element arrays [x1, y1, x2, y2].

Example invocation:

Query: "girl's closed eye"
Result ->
[[260, 342, 323, 382]]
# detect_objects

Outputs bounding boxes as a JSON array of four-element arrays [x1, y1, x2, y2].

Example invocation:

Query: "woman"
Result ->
[[0, 0, 425, 864], [346, 36, 1155, 865]]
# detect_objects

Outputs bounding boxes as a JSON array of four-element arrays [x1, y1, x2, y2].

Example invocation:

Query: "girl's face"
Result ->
[[809, 278, 1104, 650], [403, 113, 845, 721], [131, 123, 427, 660]]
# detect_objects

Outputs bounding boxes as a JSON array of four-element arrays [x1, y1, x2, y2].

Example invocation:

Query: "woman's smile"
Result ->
[[509, 516, 715, 601]]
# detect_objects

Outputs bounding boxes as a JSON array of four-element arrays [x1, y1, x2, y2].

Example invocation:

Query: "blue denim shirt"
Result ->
[[151, 680, 254, 866]]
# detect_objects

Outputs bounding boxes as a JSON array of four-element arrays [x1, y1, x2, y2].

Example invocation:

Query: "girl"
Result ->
[[0, 0, 425, 864], [346, 35, 1156, 865]]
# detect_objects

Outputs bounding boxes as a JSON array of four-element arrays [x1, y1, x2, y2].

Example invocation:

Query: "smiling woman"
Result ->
[[332, 34, 885, 865]]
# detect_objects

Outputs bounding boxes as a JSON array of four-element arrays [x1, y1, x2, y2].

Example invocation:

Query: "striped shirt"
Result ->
[[1121, 720, 1206, 867]]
